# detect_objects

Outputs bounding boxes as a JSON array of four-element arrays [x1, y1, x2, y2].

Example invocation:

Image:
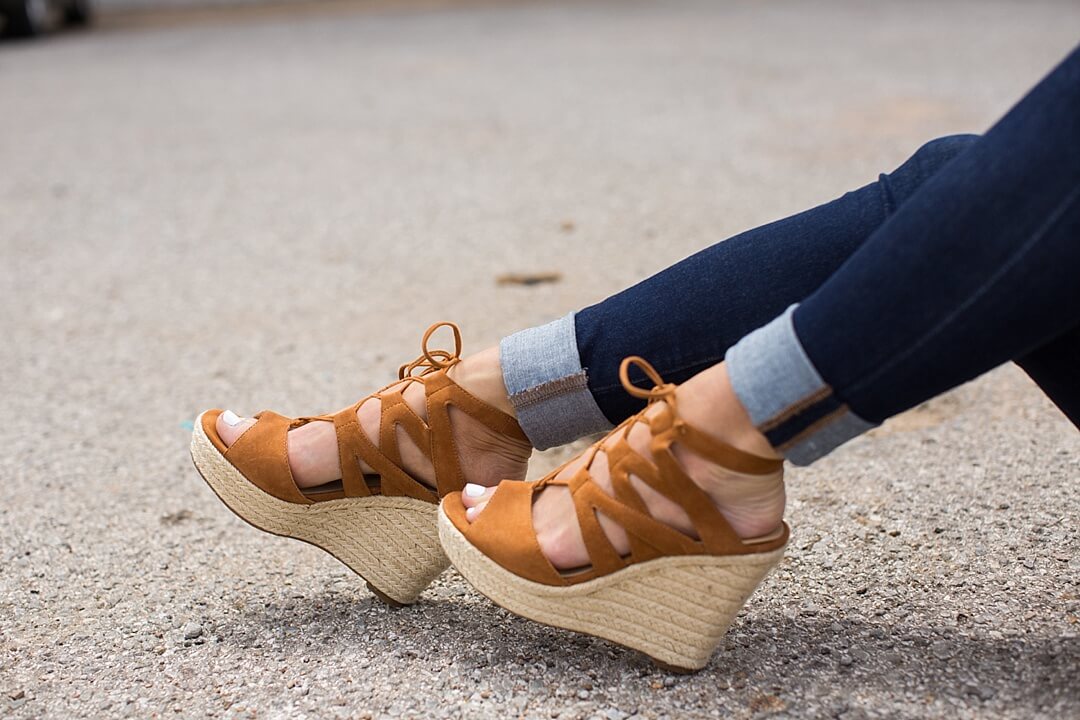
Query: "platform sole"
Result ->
[[190, 413, 448, 605], [439, 505, 785, 671]]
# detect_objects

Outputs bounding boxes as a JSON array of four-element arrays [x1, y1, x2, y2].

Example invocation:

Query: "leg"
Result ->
[[214, 134, 977, 487], [466, 44, 1080, 561], [502, 134, 977, 449], [1016, 325, 1080, 427], [735, 44, 1080, 460], [445, 46, 1079, 669]]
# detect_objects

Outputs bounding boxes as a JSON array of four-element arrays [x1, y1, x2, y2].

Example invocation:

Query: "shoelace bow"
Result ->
[[397, 322, 464, 381], [536, 355, 678, 489], [618, 355, 677, 409], [291, 322, 464, 427]]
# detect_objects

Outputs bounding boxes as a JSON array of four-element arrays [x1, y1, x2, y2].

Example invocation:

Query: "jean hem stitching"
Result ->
[[510, 372, 591, 409]]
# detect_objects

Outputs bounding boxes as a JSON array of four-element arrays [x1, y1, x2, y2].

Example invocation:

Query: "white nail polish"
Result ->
[[464, 483, 487, 498], [221, 410, 244, 427], [465, 507, 478, 521]]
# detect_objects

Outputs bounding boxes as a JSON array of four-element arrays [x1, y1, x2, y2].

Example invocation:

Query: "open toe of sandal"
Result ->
[[190, 322, 528, 605]]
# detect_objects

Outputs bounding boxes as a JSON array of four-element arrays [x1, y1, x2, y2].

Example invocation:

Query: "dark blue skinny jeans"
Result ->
[[568, 46, 1079, 458]]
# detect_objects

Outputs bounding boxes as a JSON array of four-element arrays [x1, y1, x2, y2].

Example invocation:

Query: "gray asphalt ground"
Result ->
[[2, 1, 1079, 718]]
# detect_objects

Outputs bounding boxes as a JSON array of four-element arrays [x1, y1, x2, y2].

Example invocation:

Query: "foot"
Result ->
[[461, 362, 785, 570], [216, 345, 532, 490]]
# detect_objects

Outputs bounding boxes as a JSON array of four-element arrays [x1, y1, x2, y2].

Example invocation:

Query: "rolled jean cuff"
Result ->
[[725, 305, 876, 465], [499, 313, 614, 450]]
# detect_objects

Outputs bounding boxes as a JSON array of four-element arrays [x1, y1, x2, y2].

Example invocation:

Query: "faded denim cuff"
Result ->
[[499, 313, 614, 450], [725, 305, 876, 465]]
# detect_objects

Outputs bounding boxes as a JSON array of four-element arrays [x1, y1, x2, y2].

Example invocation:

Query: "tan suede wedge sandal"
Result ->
[[190, 322, 528, 606], [439, 356, 788, 671]]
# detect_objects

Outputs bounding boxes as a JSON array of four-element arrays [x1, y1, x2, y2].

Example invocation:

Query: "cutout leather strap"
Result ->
[[650, 432, 746, 553], [225, 411, 312, 505], [331, 411, 373, 498], [422, 373, 475, 496], [329, 322, 524, 501], [377, 392, 431, 470], [458, 355, 788, 586], [570, 475, 625, 577], [602, 441, 704, 558], [606, 440, 670, 563], [468, 480, 564, 585], [218, 323, 526, 506]]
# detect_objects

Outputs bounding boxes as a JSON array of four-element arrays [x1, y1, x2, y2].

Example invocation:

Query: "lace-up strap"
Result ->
[[619, 356, 678, 407], [331, 322, 527, 501], [449, 354, 787, 586], [398, 322, 463, 379], [206, 322, 526, 507], [423, 369, 528, 495], [332, 397, 438, 503]]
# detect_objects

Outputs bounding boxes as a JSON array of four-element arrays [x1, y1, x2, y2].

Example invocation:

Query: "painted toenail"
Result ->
[[464, 483, 487, 498], [466, 506, 479, 521], [222, 410, 244, 427]]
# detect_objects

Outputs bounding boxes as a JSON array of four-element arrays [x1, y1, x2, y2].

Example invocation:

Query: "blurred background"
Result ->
[[2, 1, 1079, 719]]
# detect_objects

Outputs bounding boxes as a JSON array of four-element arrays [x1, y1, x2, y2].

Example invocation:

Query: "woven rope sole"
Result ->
[[439, 505, 785, 671], [190, 413, 448, 605]]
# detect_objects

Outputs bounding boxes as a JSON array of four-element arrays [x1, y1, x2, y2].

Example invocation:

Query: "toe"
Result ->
[[461, 483, 496, 509], [465, 499, 489, 523], [216, 410, 256, 447]]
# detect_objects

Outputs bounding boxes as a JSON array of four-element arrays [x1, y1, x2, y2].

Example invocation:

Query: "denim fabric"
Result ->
[[499, 313, 613, 449], [778, 43, 1080, 457], [1016, 325, 1080, 427], [726, 305, 875, 464], [504, 45, 1079, 459], [574, 133, 980, 424], [502, 130, 975, 450]]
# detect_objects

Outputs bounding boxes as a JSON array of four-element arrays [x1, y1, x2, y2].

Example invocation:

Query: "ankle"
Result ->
[[448, 346, 516, 417], [693, 457, 785, 538], [675, 362, 781, 461]]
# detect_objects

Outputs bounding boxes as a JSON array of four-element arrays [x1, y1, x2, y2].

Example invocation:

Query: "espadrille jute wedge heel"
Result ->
[[439, 356, 788, 671], [190, 322, 529, 606]]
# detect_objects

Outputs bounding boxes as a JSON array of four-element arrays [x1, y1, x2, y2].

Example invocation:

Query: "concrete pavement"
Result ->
[[1, 1, 1078, 717]]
